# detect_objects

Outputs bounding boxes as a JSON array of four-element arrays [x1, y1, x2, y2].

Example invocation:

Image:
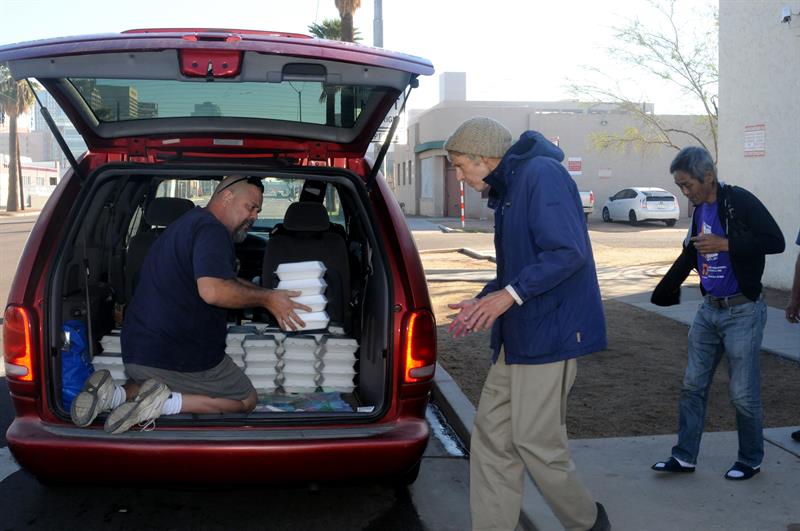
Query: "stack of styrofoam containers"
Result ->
[[317, 336, 358, 393], [243, 334, 280, 393], [94, 329, 128, 385], [275, 261, 330, 331], [225, 325, 257, 369], [279, 336, 319, 393]]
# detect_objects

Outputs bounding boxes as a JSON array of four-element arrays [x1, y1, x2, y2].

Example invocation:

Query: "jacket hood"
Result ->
[[484, 130, 565, 198], [505, 130, 565, 163]]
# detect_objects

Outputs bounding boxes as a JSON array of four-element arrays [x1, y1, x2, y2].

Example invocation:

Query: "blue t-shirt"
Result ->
[[122, 208, 236, 372], [695, 202, 740, 297]]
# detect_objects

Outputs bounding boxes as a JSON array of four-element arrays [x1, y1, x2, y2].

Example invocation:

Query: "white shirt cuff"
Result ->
[[505, 285, 523, 305]]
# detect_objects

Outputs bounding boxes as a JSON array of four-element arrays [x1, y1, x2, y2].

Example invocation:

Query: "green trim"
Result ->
[[414, 140, 446, 154]]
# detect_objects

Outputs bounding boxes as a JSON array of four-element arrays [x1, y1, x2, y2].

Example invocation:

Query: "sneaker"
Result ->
[[70, 370, 116, 427], [104, 379, 170, 435]]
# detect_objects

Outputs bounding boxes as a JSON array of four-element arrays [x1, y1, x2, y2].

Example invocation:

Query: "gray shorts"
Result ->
[[125, 355, 255, 400]]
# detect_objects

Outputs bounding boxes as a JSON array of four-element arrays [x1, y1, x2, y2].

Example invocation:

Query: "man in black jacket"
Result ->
[[650, 146, 784, 480]]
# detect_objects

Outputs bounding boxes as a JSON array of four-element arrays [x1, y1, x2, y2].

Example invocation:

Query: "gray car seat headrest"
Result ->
[[283, 202, 330, 232], [144, 197, 195, 227]]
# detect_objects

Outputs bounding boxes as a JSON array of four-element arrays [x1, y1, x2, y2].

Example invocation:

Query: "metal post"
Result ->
[[460, 181, 465, 229], [374, 0, 383, 48]]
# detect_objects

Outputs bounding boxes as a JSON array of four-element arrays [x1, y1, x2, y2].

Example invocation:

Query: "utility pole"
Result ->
[[373, 0, 383, 48]]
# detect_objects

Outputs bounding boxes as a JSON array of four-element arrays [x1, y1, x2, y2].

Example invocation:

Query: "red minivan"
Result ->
[[1, 29, 436, 485]]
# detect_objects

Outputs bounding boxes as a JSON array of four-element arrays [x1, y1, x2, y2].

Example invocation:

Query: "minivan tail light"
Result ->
[[403, 310, 437, 383], [3, 305, 35, 382]]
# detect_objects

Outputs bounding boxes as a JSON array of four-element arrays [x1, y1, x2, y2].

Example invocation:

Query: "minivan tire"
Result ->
[[665, 219, 677, 227]]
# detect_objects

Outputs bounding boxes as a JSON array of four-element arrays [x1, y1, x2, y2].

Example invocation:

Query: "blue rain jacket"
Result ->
[[478, 131, 607, 364]]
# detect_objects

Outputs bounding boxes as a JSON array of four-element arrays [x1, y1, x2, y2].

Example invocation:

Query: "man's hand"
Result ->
[[691, 233, 729, 254], [447, 290, 515, 338], [264, 289, 312, 331], [447, 298, 479, 338], [786, 298, 800, 324]]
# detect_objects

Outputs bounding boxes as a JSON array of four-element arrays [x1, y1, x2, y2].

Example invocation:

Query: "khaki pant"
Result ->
[[470, 351, 597, 531]]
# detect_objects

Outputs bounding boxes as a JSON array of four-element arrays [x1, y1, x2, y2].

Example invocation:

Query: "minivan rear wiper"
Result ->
[[27, 80, 84, 182]]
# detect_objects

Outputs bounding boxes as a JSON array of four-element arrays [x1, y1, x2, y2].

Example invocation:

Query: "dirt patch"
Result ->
[[426, 253, 800, 439]]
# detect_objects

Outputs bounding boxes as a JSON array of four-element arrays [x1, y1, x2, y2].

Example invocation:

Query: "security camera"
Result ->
[[781, 6, 792, 23]]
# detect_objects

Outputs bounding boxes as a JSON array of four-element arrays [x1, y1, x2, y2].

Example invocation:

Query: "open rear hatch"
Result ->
[[0, 29, 433, 428]]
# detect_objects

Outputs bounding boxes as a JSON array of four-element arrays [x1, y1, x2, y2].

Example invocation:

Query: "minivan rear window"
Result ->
[[69, 78, 385, 127]]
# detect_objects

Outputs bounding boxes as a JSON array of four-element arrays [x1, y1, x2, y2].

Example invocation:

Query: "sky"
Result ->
[[0, 0, 717, 115]]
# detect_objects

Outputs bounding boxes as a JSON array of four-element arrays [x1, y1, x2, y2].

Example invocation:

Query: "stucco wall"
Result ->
[[402, 102, 711, 221], [719, 0, 800, 289]]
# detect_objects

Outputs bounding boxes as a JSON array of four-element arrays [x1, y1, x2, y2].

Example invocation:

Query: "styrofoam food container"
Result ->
[[244, 349, 277, 362], [292, 294, 328, 313], [243, 335, 278, 348], [294, 311, 329, 331], [277, 278, 327, 296], [281, 362, 318, 375], [244, 366, 278, 376], [319, 351, 356, 364], [323, 337, 359, 349], [276, 261, 326, 281], [283, 336, 318, 349]]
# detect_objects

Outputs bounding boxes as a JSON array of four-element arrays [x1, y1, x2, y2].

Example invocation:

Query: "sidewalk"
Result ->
[[434, 361, 800, 531]]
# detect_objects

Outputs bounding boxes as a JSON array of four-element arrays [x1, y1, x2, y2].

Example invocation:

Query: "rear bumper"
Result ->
[[7, 416, 429, 484], [638, 208, 679, 220]]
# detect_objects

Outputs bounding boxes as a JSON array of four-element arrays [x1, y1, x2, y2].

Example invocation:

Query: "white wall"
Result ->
[[719, 0, 800, 289]]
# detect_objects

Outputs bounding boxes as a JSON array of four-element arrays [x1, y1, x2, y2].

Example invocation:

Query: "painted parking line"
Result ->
[[0, 447, 20, 482]]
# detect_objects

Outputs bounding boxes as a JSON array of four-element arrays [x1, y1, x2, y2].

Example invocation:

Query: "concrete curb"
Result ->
[[432, 362, 540, 531], [460, 248, 496, 263]]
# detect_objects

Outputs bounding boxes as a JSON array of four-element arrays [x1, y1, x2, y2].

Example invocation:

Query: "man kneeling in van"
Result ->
[[71, 175, 310, 434]]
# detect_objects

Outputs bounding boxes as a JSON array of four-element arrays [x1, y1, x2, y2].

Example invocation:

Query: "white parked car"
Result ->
[[601, 187, 680, 226]]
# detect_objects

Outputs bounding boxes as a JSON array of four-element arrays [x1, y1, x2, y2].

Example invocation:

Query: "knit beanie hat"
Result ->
[[444, 117, 512, 158]]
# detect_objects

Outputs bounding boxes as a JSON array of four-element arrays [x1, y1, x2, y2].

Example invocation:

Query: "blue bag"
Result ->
[[61, 320, 94, 410]]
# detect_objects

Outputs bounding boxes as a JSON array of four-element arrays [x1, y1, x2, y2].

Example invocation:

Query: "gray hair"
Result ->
[[669, 146, 716, 183]]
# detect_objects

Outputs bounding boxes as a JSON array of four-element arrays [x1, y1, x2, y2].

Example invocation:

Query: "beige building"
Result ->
[[392, 73, 711, 221], [718, 0, 800, 289]]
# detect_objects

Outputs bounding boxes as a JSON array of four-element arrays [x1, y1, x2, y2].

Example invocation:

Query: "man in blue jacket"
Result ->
[[446, 117, 609, 531], [650, 146, 785, 480]]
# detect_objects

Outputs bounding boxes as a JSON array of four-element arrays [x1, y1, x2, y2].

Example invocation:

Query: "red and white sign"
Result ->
[[744, 124, 766, 157], [567, 157, 582, 176]]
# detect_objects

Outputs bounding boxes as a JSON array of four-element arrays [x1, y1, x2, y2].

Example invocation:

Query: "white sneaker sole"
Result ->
[[104, 380, 169, 435], [70, 370, 114, 427]]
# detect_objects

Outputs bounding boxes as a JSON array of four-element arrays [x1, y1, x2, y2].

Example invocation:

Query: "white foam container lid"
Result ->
[[277, 278, 327, 296], [92, 355, 125, 365], [245, 366, 278, 376], [292, 294, 328, 313], [243, 336, 278, 348], [276, 260, 325, 278]]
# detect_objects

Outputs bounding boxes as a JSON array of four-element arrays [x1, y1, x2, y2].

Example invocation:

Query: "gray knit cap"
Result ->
[[444, 117, 512, 158]]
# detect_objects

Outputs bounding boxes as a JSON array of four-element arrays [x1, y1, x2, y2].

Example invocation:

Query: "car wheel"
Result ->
[[602, 207, 611, 222], [665, 219, 677, 227], [628, 210, 638, 226]]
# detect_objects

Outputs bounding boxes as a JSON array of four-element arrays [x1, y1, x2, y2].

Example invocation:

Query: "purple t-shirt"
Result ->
[[695, 202, 740, 297], [122, 208, 236, 372]]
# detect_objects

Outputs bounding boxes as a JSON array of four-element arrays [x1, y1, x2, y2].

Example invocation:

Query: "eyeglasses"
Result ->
[[216, 176, 264, 194]]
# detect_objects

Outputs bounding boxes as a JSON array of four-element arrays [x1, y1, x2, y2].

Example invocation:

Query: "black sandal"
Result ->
[[724, 461, 760, 480], [651, 456, 695, 473]]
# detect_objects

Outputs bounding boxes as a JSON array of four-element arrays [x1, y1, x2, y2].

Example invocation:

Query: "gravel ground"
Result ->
[[425, 245, 800, 439]]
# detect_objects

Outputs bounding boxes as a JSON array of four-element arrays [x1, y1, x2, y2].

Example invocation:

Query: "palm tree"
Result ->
[[308, 18, 361, 42], [0, 63, 36, 212], [334, 0, 361, 44]]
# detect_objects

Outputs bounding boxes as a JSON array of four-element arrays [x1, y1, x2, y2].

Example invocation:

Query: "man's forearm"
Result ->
[[198, 277, 270, 309]]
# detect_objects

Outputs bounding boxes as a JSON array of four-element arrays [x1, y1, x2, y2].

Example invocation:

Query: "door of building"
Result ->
[[444, 161, 461, 217]]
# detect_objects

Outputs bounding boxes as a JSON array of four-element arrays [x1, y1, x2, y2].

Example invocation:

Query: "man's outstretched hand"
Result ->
[[448, 290, 515, 338]]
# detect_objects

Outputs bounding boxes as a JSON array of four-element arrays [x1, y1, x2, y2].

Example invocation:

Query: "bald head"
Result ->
[[207, 175, 264, 243]]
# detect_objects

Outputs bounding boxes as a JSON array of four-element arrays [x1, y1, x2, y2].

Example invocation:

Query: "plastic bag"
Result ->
[[61, 320, 94, 410]]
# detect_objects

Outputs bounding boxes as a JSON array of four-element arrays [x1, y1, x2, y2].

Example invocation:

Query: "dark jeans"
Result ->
[[672, 297, 767, 468]]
